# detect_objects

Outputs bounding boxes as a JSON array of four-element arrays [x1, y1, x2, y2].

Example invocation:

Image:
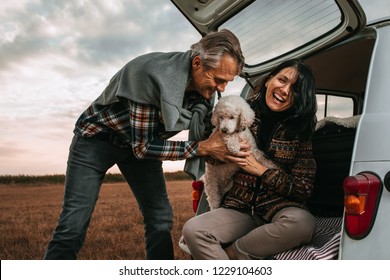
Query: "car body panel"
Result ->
[[353, 25, 390, 162], [340, 23, 390, 259]]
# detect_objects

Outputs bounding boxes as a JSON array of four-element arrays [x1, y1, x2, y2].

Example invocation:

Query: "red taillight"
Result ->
[[343, 172, 382, 239], [191, 181, 204, 213]]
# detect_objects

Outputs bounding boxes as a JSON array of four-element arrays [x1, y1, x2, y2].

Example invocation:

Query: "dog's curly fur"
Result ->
[[202, 95, 277, 210]]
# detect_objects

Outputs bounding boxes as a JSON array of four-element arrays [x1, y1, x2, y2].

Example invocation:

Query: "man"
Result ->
[[44, 29, 245, 260]]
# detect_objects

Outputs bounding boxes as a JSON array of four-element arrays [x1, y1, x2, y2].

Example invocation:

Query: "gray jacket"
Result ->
[[95, 50, 212, 180], [96, 51, 197, 132]]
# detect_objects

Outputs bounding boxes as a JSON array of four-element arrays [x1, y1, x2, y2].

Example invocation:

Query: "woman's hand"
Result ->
[[198, 130, 251, 162], [229, 153, 268, 177]]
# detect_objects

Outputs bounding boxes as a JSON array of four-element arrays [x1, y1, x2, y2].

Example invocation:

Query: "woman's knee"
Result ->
[[182, 217, 199, 241], [274, 207, 315, 241]]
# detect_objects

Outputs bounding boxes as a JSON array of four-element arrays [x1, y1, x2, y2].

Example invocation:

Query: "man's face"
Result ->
[[189, 55, 238, 100]]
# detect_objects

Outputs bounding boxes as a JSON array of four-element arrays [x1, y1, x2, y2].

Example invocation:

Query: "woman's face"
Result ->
[[265, 66, 297, 112]]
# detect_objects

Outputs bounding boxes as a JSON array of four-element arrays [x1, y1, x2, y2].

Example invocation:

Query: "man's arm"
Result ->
[[129, 100, 198, 161], [129, 100, 251, 162]]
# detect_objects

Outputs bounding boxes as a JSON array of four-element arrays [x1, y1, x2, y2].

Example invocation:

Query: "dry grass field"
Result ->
[[0, 180, 195, 260]]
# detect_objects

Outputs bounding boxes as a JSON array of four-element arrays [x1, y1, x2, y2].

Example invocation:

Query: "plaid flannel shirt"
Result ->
[[74, 95, 204, 161]]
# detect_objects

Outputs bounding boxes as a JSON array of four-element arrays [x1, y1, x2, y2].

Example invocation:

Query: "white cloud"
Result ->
[[0, 0, 200, 175]]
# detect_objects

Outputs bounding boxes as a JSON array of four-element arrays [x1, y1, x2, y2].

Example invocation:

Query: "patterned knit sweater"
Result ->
[[222, 104, 317, 222]]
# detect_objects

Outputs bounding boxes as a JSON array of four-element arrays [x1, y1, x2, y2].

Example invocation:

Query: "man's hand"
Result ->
[[198, 130, 251, 162]]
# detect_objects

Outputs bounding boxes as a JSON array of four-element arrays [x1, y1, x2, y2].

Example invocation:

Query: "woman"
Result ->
[[182, 59, 318, 259]]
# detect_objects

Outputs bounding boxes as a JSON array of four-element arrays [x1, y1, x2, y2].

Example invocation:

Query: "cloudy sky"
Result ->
[[0, 0, 388, 175]]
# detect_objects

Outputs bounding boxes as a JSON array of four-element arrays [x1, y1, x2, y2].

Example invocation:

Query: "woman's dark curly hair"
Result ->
[[249, 59, 317, 139]]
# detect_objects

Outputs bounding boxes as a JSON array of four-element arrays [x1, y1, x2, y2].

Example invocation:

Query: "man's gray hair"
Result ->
[[190, 29, 245, 75]]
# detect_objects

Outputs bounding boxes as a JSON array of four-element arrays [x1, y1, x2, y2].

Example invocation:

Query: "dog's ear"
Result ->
[[239, 102, 255, 128], [211, 107, 220, 126]]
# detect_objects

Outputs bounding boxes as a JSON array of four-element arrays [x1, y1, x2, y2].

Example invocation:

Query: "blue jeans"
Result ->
[[44, 134, 174, 259]]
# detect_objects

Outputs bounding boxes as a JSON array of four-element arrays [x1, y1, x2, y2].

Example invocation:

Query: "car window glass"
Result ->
[[316, 94, 354, 120], [220, 0, 341, 66]]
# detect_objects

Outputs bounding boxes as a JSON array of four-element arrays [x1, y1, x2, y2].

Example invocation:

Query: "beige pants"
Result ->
[[182, 207, 315, 260]]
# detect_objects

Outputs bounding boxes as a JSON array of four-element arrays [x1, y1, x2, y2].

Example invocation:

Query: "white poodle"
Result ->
[[202, 95, 277, 210]]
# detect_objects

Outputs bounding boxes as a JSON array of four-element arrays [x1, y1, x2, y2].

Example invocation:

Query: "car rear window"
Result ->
[[219, 0, 341, 66]]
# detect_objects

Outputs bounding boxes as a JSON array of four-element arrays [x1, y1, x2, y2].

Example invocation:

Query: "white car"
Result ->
[[174, 0, 390, 259]]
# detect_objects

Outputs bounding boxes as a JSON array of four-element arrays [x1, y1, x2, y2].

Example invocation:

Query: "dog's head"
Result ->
[[211, 95, 255, 134]]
